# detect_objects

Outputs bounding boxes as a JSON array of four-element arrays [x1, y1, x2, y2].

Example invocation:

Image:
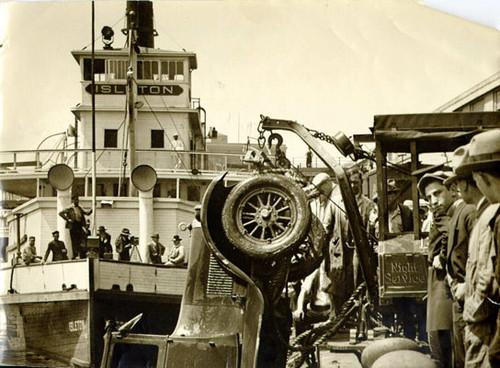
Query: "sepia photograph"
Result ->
[[0, 0, 499, 367]]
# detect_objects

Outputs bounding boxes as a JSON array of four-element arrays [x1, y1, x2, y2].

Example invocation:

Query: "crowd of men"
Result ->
[[292, 129, 499, 368], [21, 195, 192, 267]]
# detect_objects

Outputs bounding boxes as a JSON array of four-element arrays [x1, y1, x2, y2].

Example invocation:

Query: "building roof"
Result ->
[[71, 48, 198, 69], [434, 71, 500, 112]]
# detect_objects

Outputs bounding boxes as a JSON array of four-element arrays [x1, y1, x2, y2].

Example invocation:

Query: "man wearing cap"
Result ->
[[387, 179, 413, 233], [166, 235, 185, 266], [97, 226, 112, 259], [59, 195, 92, 259], [115, 228, 132, 261], [442, 144, 478, 368], [452, 129, 500, 367], [186, 204, 202, 232], [22, 236, 41, 265], [170, 134, 185, 169], [418, 170, 458, 368], [43, 231, 68, 263], [146, 234, 165, 264], [324, 164, 377, 316]]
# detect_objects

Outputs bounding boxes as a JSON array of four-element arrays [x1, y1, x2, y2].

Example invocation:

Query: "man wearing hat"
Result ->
[[43, 231, 68, 263], [115, 228, 132, 261], [146, 233, 165, 264], [170, 134, 185, 169], [453, 129, 500, 367], [441, 144, 478, 368], [166, 235, 185, 266], [418, 170, 458, 368], [386, 179, 413, 233], [97, 226, 112, 259], [59, 195, 92, 259]]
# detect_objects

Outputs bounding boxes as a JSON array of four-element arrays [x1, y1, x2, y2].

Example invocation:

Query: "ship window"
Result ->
[[137, 60, 159, 80], [106, 60, 127, 80], [160, 60, 184, 81], [151, 130, 164, 148], [104, 129, 118, 148], [83, 58, 105, 81]]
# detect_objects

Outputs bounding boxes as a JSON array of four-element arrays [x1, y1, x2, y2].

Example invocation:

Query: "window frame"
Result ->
[[104, 129, 118, 148], [151, 129, 165, 149]]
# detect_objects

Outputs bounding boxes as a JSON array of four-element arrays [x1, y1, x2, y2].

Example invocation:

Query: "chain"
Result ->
[[308, 129, 336, 146]]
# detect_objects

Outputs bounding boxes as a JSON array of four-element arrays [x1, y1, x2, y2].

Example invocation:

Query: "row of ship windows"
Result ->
[[83, 59, 185, 81], [104, 129, 169, 148]]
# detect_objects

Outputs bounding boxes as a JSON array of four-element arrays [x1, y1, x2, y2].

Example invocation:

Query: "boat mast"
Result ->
[[126, 5, 138, 194], [91, 1, 97, 233]]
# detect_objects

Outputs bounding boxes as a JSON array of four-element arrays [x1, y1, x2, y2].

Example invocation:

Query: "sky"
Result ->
[[0, 0, 499, 162]]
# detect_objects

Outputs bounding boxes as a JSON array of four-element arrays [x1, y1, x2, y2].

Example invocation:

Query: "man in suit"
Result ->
[[146, 233, 165, 264], [418, 170, 457, 368], [43, 231, 68, 263], [166, 235, 184, 266], [59, 195, 92, 259], [442, 145, 477, 368]]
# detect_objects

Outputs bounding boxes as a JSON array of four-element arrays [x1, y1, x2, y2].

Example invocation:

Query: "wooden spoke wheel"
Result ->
[[222, 174, 311, 259]]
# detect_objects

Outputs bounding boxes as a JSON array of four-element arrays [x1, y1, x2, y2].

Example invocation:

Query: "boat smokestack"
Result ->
[[127, 0, 156, 48]]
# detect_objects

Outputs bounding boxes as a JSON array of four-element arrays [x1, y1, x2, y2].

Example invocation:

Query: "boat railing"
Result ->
[[0, 258, 187, 298], [0, 148, 274, 174]]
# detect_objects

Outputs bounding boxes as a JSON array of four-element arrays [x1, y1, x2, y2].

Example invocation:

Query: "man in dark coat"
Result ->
[[115, 228, 132, 261], [418, 171, 457, 368], [97, 226, 112, 258], [43, 231, 68, 263], [443, 144, 478, 368], [146, 233, 166, 264], [59, 195, 92, 259]]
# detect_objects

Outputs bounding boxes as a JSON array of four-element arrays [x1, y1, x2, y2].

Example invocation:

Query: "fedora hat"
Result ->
[[456, 129, 500, 176], [98, 225, 106, 232], [443, 144, 471, 185], [151, 233, 160, 238], [418, 170, 453, 197], [121, 228, 130, 235], [52, 230, 59, 235], [172, 235, 182, 242]]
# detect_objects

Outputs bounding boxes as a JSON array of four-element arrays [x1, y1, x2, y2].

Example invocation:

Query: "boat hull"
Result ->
[[0, 259, 185, 367]]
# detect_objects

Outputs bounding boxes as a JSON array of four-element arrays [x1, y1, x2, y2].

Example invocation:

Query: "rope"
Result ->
[[287, 282, 367, 368]]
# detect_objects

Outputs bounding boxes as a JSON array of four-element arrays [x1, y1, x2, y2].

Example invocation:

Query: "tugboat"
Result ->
[[0, 1, 254, 366]]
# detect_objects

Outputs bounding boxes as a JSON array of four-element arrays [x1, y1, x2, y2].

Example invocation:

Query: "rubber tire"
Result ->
[[222, 174, 311, 259], [288, 215, 327, 282]]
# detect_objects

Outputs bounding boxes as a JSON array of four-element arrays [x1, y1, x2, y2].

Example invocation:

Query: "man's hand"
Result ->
[[455, 283, 466, 302], [432, 255, 443, 270], [292, 308, 305, 321]]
